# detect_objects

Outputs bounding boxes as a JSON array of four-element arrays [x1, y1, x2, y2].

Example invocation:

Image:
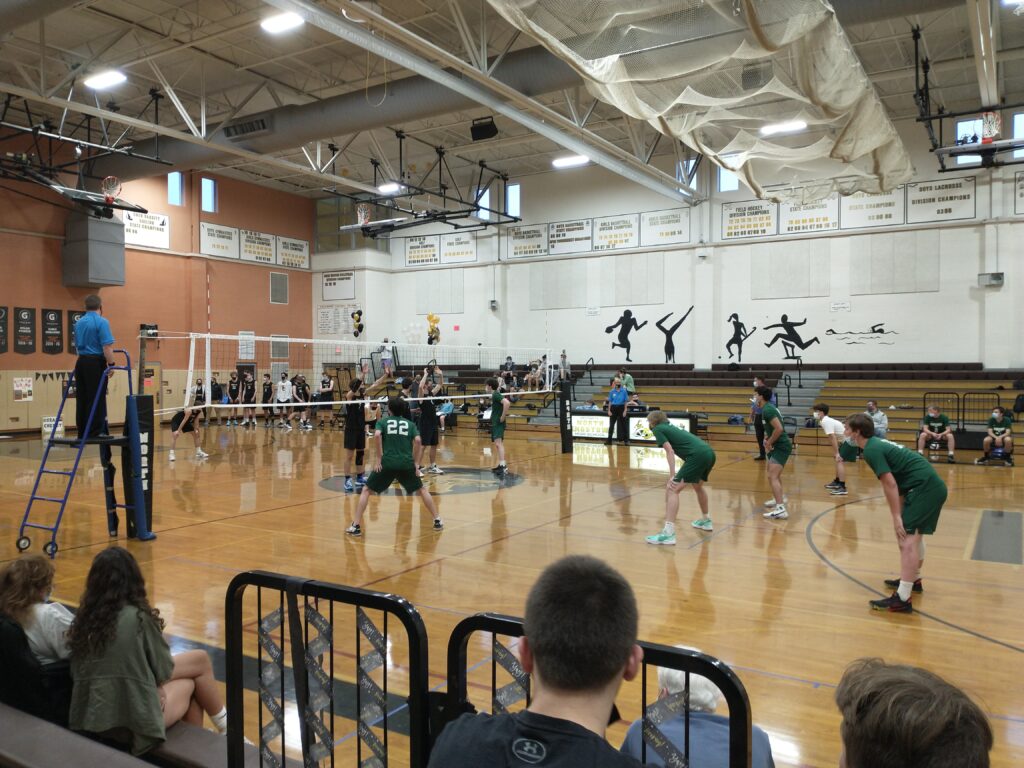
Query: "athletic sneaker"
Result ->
[[824, 480, 842, 489], [870, 592, 912, 613], [646, 530, 676, 545], [975, 456, 988, 465], [883, 577, 923, 593], [763, 495, 788, 508], [947, 455, 956, 464], [763, 504, 788, 520], [343, 479, 355, 493], [829, 487, 848, 496], [345, 523, 362, 537], [195, 448, 209, 459], [433, 518, 444, 532], [1007, 457, 1015, 466], [284, 423, 293, 431], [691, 518, 713, 532], [416, 468, 424, 478], [492, 465, 507, 475], [428, 464, 445, 474], [168, 450, 176, 462], [355, 475, 367, 487]]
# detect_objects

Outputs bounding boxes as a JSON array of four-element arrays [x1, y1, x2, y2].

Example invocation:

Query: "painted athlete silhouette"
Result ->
[[764, 314, 819, 356], [655, 306, 694, 363], [725, 313, 756, 362], [605, 309, 647, 362]]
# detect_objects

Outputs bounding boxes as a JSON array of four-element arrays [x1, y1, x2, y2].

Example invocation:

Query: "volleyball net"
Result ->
[[144, 332, 556, 417]]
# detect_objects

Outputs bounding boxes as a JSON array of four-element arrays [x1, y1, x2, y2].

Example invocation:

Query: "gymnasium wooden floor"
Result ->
[[1, 424, 1021, 767]]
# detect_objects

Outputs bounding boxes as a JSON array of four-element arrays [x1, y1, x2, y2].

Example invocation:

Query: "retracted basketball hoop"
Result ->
[[100, 175, 122, 204], [356, 202, 371, 226]]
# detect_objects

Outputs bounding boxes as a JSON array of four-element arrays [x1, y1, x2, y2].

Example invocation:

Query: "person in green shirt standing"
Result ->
[[617, 368, 636, 395], [846, 414, 947, 613], [756, 386, 792, 520], [645, 410, 717, 544], [345, 397, 442, 537], [485, 377, 511, 475], [977, 405, 1014, 465], [916, 403, 956, 463]]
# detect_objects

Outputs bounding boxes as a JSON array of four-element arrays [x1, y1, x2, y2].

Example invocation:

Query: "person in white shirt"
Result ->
[[814, 402, 849, 496], [0, 554, 72, 665], [865, 400, 888, 439], [275, 372, 294, 429]]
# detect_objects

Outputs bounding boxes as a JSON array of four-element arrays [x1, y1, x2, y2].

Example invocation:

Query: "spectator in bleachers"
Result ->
[[68, 547, 231, 755], [620, 646, 775, 767], [917, 404, 956, 463], [617, 368, 636, 395], [751, 375, 776, 461], [834, 658, 991, 768], [428, 556, 643, 767], [977, 406, 1014, 466], [0, 555, 72, 665], [558, 350, 572, 381], [502, 355, 516, 373], [864, 400, 888, 439], [438, 400, 455, 431], [579, 399, 601, 411]]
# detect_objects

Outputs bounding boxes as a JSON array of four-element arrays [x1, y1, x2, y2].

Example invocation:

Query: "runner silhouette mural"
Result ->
[[655, 306, 693, 364], [764, 314, 820, 359], [605, 309, 647, 362], [725, 313, 756, 362]]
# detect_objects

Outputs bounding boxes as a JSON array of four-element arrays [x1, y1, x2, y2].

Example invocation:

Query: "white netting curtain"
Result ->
[[485, 0, 913, 203]]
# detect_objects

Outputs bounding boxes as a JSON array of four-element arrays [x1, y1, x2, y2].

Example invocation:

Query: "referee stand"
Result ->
[[16, 348, 156, 558]]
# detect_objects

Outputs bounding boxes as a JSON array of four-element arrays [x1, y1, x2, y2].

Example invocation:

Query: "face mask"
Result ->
[[813, 411, 822, 420], [928, 413, 938, 419], [993, 412, 1001, 419]]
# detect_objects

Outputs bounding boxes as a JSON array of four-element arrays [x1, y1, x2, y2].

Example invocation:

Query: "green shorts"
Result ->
[[491, 422, 506, 441], [768, 440, 792, 467], [902, 478, 946, 535], [676, 450, 716, 484], [365, 467, 422, 495]]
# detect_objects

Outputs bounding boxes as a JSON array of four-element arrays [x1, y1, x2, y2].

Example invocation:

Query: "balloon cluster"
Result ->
[[426, 313, 440, 345], [351, 309, 364, 338]]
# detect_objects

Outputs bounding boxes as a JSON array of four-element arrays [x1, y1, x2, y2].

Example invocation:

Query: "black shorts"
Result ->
[[171, 411, 195, 434], [420, 425, 439, 447], [344, 429, 366, 451]]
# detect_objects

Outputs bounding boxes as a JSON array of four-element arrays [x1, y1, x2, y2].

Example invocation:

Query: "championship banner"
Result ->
[[68, 310, 85, 353], [42, 309, 63, 355], [14, 307, 35, 354], [0, 306, 7, 354]]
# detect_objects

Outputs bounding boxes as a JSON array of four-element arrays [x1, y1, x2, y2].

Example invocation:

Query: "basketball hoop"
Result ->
[[356, 203, 371, 226], [981, 112, 1001, 145], [100, 175, 122, 204]]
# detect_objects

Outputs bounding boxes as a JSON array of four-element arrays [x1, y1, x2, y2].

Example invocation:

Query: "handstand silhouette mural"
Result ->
[[764, 314, 819, 359], [655, 306, 694, 363], [605, 309, 647, 362], [725, 313, 756, 362]]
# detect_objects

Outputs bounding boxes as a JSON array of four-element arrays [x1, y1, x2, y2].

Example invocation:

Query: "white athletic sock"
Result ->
[[664, 521, 675, 535], [211, 706, 228, 733], [897, 580, 914, 602]]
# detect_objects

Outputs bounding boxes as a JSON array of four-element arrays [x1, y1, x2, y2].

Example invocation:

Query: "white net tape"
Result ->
[[486, 0, 913, 203], [146, 332, 556, 419]]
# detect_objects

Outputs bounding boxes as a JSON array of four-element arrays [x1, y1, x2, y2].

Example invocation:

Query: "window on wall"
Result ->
[[718, 163, 740, 192], [167, 172, 184, 206], [955, 118, 983, 165], [201, 177, 218, 212], [506, 183, 521, 218], [270, 272, 288, 305], [1014, 113, 1024, 159]]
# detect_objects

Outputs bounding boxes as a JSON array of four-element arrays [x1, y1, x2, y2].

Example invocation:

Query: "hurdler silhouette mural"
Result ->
[[764, 315, 819, 359], [605, 310, 647, 362], [655, 306, 694, 364]]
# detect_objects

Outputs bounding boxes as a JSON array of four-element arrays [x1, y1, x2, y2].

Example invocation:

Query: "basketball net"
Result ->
[[356, 203, 371, 225], [982, 112, 1001, 145], [100, 175, 122, 204]]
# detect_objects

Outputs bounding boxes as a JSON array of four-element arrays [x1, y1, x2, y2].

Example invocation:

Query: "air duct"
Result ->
[[92, 47, 580, 181]]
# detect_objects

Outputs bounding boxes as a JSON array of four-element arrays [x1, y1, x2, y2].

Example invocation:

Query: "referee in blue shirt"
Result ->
[[74, 295, 116, 439], [605, 377, 630, 445]]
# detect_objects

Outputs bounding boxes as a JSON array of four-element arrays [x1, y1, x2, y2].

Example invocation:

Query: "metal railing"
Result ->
[[225, 571, 430, 768], [442, 612, 752, 768]]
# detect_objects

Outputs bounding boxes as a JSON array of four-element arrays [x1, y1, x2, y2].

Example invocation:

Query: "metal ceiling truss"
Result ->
[[264, 0, 700, 205]]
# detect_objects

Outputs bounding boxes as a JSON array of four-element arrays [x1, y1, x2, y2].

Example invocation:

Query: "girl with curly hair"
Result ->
[[0, 554, 72, 664], [67, 547, 228, 754]]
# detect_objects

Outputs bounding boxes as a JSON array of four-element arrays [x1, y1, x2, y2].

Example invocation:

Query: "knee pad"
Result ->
[[356, 449, 365, 466]]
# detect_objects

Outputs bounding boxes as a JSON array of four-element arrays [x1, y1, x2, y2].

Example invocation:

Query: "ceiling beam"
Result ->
[[965, 0, 1000, 107]]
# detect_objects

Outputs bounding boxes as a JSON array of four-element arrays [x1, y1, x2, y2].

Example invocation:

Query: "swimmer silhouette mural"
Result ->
[[605, 310, 647, 362], [725, 313, 756, 362], [826, 322, 898, 345], [764, 315, 819, 360], [655, 306, 694, 364]]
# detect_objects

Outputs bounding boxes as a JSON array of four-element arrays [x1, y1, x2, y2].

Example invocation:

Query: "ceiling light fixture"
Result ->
[[378, 182, 401, 194], [83, 70, 127, 90], [261, 12, 304, 34], [759, 120, 807, 137], [551, 154, 590, 169]]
